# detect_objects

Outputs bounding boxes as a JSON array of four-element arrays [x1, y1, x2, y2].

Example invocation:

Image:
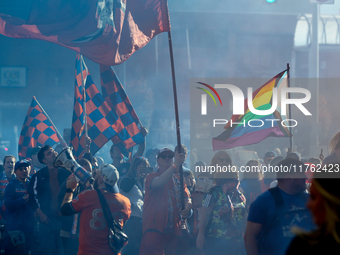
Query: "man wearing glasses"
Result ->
[[140, 148, 192, 255]]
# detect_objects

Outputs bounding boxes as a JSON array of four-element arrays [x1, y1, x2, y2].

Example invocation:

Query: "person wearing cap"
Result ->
[[244, 158, 314, 255], [27, 145, 71, 255], [140, 147, 192, 255], [60, 164, 131, 255], [4, 160, 35, 254], [286, 168, 340, 254]]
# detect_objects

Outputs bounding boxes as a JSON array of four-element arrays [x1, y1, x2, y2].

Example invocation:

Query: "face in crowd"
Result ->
[[43, 148, 58, 166], [157, 152, 174, 170], [4, 156, 15, 175], [15, 164, 30, 182]]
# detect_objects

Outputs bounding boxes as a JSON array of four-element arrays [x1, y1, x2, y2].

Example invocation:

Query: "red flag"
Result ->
[[0, 0, 170, 65]]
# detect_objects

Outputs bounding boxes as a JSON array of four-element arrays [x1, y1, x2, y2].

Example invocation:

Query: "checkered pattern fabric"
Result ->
[[71, 54, 137, 158], [18, 97, 59, 160], [100, 65, 144, 154]]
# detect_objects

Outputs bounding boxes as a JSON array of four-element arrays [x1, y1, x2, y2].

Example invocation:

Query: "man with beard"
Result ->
[[4, 160, 34, 255], [60, 164, 131, 255], [28, 145, 70, 255], [244, 158, 314, 255]]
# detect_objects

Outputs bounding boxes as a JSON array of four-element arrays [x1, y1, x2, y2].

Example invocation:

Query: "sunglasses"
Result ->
[[160, 155, 174, 159]]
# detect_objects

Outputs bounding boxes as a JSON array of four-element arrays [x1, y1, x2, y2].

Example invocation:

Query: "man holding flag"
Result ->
[[140, 148, 192, 255]]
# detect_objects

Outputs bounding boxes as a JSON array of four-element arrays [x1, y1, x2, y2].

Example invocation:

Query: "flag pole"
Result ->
[[80, 55, 88, 137], [33, 96, 67, 147], [165, 2, 185, 210], [287, 63, 293, 151]]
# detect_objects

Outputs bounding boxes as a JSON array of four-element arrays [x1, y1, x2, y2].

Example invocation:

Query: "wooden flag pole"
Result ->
[[33, 96, 67, 147], [166, 3, 185, 210], [287, 63, 293, 151]]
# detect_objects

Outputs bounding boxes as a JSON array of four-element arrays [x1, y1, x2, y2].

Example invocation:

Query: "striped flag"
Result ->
[[212, 70, 292, 150], [18, 97, 59, 159], [100, 65, 144, 152]]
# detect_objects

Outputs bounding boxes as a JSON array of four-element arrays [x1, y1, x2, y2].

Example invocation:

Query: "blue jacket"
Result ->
[[4, 178, 34, 232]]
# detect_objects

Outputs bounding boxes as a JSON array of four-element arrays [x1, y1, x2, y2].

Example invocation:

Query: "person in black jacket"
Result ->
[[27, 145, 71, 255]]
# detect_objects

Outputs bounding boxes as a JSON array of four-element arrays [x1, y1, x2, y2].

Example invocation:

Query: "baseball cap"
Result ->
[[157, 148, 175, 158], [15, 160, 31, 171], [264, 151, 276, 159], [100, 164, 119, 186]]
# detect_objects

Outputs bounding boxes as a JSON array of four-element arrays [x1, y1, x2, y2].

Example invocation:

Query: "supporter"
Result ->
[[140, 148, 192, 255], [174, 144, 190, 171], [94, 156, 104, 168], [267, 156, 284, 188], [286, 152, 301, 161], [323, 132, 340, 164], [274, 148, 281, 157], [145, 148, 159, 168], [196, 164, 246, 255], [244, 158, 314, 255], [58, 158, 93, 255], [60, 164, 131, 255], [28, 145, 71, 255], [0, 155, 16, 219], [110, 127, 147, 179], [4, 159, 34, 255], [261, 151, 276, 192], [286, 168, 340, 254], [29, 146, 42, 255], [183, 170, 195, 194], [119, 156, 151, 255], [240, 159, 263, 212]]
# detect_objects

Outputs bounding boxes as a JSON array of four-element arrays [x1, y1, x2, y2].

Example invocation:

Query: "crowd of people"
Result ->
[[0, 131, 340, 255]]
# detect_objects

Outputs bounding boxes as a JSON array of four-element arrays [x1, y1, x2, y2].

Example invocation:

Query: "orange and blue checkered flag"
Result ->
[[100, 65, 144, 154], [18, 97, 60, 159], [71, 55, 135, 158]]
